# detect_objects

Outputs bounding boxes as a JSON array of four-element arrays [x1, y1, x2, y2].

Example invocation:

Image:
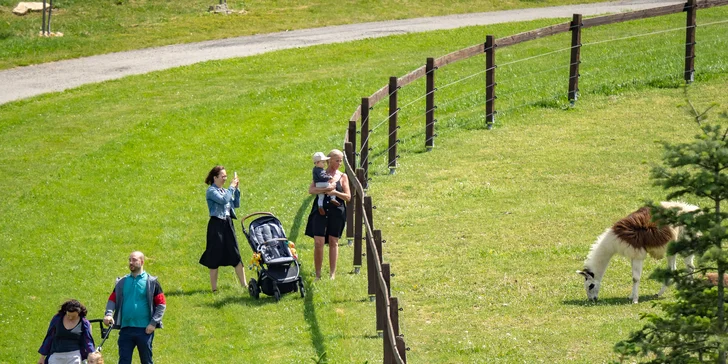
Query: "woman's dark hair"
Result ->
[[58, 299, 87, 318], [205, 165, 225, 185]]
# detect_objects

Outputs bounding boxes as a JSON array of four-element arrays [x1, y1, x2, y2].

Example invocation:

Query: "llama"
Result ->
[[576, 201, 699, 303]]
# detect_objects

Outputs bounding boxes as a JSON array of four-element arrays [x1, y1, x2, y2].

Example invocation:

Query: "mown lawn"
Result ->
[[1, 6, 727, 363], [1, 0, 607, 70]]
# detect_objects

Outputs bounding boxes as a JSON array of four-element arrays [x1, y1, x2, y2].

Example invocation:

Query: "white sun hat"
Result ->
[[312, 152, 330, 163]]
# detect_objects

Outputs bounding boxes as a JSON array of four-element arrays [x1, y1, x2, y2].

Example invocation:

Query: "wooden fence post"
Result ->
[[41, 0, 47, 35], [384, 296, 401, 363], [384, 297, 400, 364], [367, 231, 376, 299], [389, 76, 399, 174], [360, 98, 370, 190], [395, 335, 408, 363], [348, 120, 357, 170], [569, 14, 583, 104], [685, 0, 696, 83], [353, 168, 365, 273], [425, 58, 436, 151], [377, 263, 391, 333], [384, 327, 393, 364], [344, 141, 355, 246], [485, 35, 496, 130], [390, 297, 400, 337], [364, 195, 374, 232], [375, 230, 383, 266], [365, 196, 375, 298]]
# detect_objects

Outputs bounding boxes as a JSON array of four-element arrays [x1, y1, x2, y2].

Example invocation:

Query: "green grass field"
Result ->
[[1, 5, 728, 364], [0, 0, 610, 70]]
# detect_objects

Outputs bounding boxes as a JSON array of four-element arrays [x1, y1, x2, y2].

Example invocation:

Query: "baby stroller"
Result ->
[[242, 212, 305, 301], [88, 318, 113, 352]]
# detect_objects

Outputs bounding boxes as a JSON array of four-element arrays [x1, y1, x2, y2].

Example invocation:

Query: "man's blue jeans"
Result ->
[[118, 327, 154, 364]]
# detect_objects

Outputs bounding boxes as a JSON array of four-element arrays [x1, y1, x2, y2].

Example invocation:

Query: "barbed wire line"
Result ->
[[695, 18, 728, 28], [358, 20, 728, 157], [580, 41, 687, 66], [395, 106, 432, 131], [436, 90, 485, 113], [369, 84, 445, 133], [499, 92, 566, 116], [396, 89, 434, 113], [578, 72, 682, 97], [436, 105, 485, 130], [496, 72, 568, 101], [370, 107, 403, 133], [696, 36, 728, 47], [580, 49, 683, 81], [504, 62, 572, 82], [498, 44, 575, 69], [578, 39, 689, 85], [396, 129, 426, 149], [357, 113, 373, 156], [437, 68, 489, 91], [582, 25, 689, 48]]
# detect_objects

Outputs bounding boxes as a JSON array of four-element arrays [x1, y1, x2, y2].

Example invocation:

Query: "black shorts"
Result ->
[[308, 206, 346, 240]]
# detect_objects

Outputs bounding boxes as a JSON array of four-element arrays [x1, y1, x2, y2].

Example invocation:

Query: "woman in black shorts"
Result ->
[[305, 149, 351, 280]]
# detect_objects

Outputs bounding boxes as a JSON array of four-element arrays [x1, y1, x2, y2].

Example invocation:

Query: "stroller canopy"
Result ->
[[246, 214, 295, 265]]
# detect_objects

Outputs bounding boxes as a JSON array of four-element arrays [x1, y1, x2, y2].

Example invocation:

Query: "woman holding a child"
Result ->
[[305, 149, 351, 281]]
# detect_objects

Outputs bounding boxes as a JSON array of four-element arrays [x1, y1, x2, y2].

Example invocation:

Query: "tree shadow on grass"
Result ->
[[562, 294, 660, 307], [303, 283, 327, 362], [288, 195, 314, 242], [289, 195, 328, 362]]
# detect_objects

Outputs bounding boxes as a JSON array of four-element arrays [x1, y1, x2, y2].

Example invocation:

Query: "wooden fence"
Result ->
[[341, 0, 727, 362]]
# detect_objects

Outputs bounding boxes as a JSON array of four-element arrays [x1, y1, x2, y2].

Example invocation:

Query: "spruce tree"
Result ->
[[614, 96, 728, 363]]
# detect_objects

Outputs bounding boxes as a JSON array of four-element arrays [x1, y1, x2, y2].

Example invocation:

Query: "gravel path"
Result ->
[[0, 0, 682, 105]]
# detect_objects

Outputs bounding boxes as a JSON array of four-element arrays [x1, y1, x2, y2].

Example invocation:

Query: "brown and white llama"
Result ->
[[576, 201, 699, 303]]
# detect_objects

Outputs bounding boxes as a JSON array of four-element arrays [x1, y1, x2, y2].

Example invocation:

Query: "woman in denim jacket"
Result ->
[[199, 165, 247, 292]]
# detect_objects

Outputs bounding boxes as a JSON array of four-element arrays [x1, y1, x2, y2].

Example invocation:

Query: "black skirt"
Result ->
[[200, 216, 242, 269], [305, 198, 346, 241]]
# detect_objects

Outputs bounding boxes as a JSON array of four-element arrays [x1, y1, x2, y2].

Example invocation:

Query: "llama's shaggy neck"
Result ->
[[584, 229, 621, 281]]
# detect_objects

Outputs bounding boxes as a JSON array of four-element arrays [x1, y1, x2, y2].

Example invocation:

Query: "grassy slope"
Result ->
[[1, 7, 727, 364], [1, 0, 606, 70]]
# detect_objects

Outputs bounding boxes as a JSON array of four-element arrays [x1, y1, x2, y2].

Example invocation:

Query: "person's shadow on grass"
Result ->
[[165, 288, 211, 297]]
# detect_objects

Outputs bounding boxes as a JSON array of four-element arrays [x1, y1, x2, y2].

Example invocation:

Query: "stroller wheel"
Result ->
[[248, 279, 259, 299], [298, 278, 305, 298], [273, 285, 281, 302]]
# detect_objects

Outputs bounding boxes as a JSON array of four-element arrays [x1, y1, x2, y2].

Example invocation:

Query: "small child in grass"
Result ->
[[312, 152, 339, 215], [87, 351, 104, 364]]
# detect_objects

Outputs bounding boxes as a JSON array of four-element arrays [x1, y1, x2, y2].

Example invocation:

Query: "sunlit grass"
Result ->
[[1, 7, 727, 363], [0, 0, 610, 70]]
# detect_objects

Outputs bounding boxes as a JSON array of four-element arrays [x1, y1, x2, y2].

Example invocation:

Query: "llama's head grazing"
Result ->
[[576, 269, 600, 302]]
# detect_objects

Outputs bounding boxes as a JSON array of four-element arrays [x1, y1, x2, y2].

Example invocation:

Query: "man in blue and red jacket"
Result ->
[[103, 251, 166, 364]]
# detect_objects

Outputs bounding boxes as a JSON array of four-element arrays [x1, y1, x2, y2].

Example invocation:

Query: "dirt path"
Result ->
[[0, 0, 681, 105]]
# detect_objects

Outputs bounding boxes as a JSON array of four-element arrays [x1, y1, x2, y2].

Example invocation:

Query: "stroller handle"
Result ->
[[88, 319, 113, 351], [241, 212, 275, 233]]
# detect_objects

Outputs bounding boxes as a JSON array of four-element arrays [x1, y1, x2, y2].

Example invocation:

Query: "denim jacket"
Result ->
[[206, 184, 240, 219]]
